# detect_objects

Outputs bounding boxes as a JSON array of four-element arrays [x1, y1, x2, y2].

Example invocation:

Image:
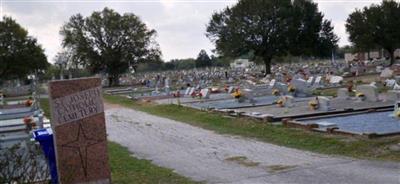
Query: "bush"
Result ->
[[0, 142, 50, 183]]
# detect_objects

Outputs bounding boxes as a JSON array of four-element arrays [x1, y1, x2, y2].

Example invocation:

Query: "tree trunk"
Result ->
[[108, 74, 120, 87], [389, 50, 395, 66], [264, 57, 272, 75]]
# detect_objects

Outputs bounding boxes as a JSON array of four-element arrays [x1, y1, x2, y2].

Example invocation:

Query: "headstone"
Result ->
[[380, 68, 394, 78], [385, 79, 396, 88], [318, 96, 331, 111], [291, 79, 312, 97], [274, 82, 288, 95], [313, 76, 322, 87], [227, 86, 235, 94], [269, 79, 276, 88], [376, 66, 383, 73], [356, 85, 378, 102], [200, 89, 210, 99], [48, 77, 111, 183], [386, 90, 400, 101], [336, 88, 349, 99], [284, 95, 294, 107], [394, 83, 400, 91], [0, 92, 4, 106], [188, 87, 196, 96], [329, 75, 343, 85], [306, 76, 315, 86], [185, 87, 191, 95]]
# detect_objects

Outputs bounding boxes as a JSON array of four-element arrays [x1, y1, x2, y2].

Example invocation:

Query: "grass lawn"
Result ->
[[103, 94, 400, 162], [39, 98, 197, 183]]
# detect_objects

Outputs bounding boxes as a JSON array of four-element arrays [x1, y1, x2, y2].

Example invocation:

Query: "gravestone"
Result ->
[[269, 79, 276, 89], [48, 77, 111, 183], [165, 77, 170, 95], [200, 89, 210, 99], [227, 86, 235, 94], [0, 92, 4, 106], [385, 79, 396, 88], [188, 87, 196, 96], [380, 68, 394, 78], [329, 76, 343, 85], [394, 83, 400, 91], [313, 76, 322, 87], [386, 90, 400, 101], [291, 79, 312, 97], [337, 88, 349, 99], [274, 82, 288, 95], [318, 96, 331, 111], [356, 85, 378, 102], [185, 87, 191, 95], [284, 95, 294, 107], [306, 76, 314, 87]]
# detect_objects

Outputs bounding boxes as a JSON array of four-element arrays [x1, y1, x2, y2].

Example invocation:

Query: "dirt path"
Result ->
[[105, 106, 399, 184]]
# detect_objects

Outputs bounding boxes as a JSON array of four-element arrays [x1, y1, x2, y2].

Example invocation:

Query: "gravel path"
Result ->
[[105, 107, 399, 184]]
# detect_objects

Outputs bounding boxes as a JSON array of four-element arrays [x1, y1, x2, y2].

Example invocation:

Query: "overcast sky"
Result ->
[[0, 0, 391, 63]]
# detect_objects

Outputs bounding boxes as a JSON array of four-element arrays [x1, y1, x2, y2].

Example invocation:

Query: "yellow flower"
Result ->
[[272, 89, 280, 96], [232, 91, 242, 98], [396, 111, 400, 118], [276, 99, 284, 107], [356, 92, 365, 97], [308, 100, 319, 110], [288, 85, 296, 92]]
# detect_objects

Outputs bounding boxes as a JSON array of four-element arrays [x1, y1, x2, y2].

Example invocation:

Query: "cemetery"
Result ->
[[97, 59, 400, 138], [1, 0, 400, 183]]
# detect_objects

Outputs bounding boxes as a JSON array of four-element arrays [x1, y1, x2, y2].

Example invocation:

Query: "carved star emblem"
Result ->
[[61, 122, 103, 177]]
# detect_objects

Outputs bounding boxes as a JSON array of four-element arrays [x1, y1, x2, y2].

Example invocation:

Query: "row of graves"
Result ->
[[0, 91, 50, 149], [108, 60, 400, 138], [0, 90, 52, 182]]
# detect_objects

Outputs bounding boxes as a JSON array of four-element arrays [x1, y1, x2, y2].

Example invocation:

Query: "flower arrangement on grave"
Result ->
[[25, 98, 33, 107], [395, 110, 400, 118], [190, 91, 196, 98], [356, 92, 365, 100], [287, 85, 296, 93], [211, 87, 219, 93], [346, 80, 354, 92], [197, 92, 203, 99], [231, 89, 242, 99], [173, 90, 180, 98], [272, 89, 280, 96], [308, 100, 319, 110], [23, 116, 36, 131], [276, 98, 285, 107], [224, 85, 229, 92]]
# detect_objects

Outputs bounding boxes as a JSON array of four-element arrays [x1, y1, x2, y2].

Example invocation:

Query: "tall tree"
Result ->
[[0, 16, 48, 80], [195, 49, 212, 68], [61, 7, 162, 86], [206, 0, 337, 74], [346, 1, 400, 65]]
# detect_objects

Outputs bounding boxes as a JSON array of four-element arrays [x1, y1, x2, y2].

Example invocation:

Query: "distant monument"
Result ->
[[49, 77, 111, 183]]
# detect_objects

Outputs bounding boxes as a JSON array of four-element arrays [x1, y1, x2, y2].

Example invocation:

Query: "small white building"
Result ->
[[230, 59, 254, 69]]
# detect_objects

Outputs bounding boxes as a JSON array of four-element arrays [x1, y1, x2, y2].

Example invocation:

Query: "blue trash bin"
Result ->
[[33, 128, 58, 184]]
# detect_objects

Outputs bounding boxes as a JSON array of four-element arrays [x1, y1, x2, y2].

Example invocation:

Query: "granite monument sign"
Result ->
[[49, 77, 111, 183]]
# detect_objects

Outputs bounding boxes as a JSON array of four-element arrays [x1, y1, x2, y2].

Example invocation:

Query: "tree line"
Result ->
[[1, 0, 399, 85]]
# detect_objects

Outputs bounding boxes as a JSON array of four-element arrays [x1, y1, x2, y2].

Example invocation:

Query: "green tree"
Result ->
[[61, 7, 162, 86], [346, 1, 400, 65], [206, 0, 337, 74], [195, 50, 212, 68], [0, 16, 48, 80]]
